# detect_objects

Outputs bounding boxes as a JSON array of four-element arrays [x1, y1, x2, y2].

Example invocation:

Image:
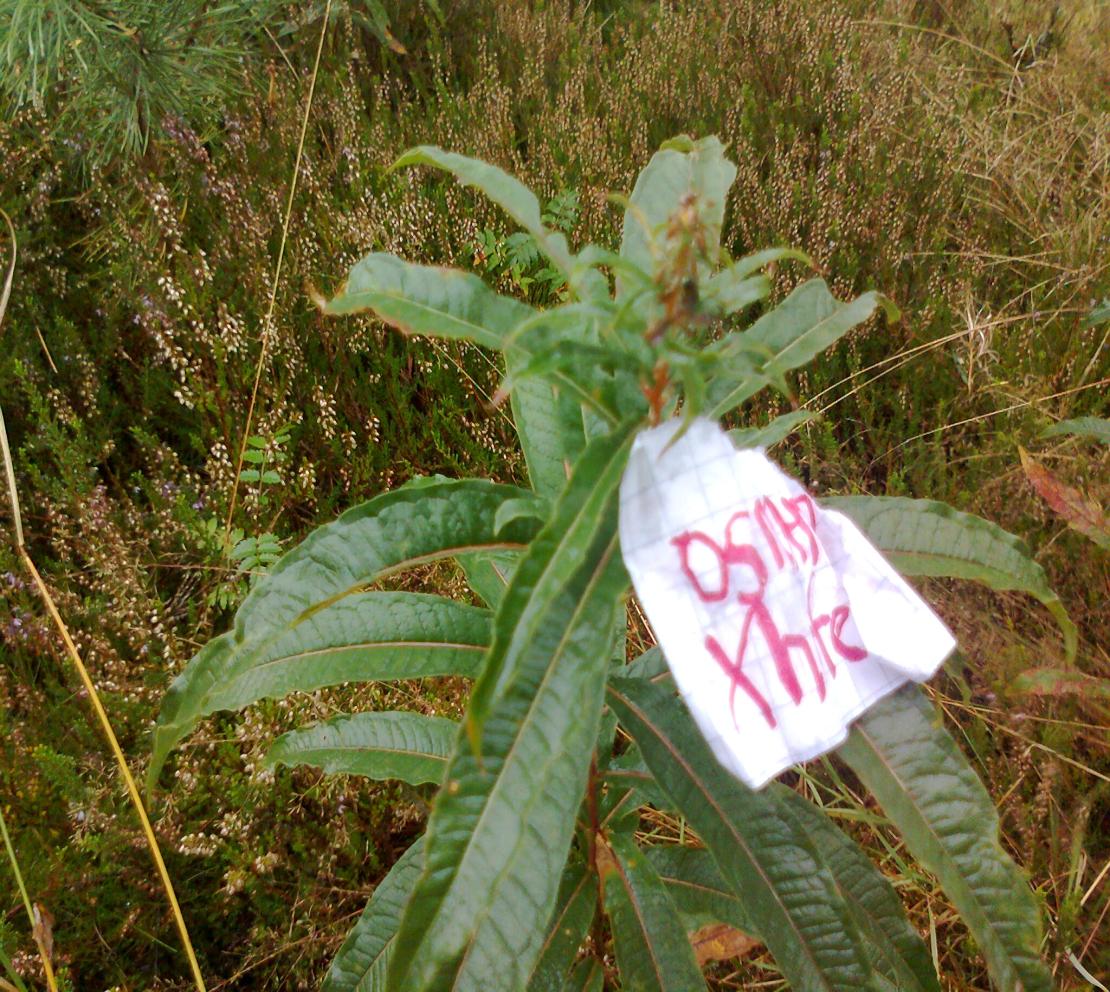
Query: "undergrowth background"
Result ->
[[0, 0, 1106, 988]]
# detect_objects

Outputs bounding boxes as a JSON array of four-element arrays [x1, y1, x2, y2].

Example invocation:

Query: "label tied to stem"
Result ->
[[619, 417, 956, 789]]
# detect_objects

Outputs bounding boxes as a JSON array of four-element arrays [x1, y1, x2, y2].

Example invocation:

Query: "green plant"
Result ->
[[0, 0, 281, 165], [148, 137, 1071, 990]]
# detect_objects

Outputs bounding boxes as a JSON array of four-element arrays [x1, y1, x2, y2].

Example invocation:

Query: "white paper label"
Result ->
[[619, 417, 956, 789]]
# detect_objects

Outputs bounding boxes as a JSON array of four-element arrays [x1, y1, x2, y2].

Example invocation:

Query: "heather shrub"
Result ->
[[0, 1, 1104, 986]]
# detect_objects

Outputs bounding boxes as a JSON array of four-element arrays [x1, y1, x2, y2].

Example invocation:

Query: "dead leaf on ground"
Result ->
[[690, 922, 761, 966]]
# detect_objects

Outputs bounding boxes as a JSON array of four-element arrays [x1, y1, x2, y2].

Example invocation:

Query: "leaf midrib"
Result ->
[[609, 685, 841, 992], [851, 724, 1022, 987], [447, 533, 622, 990]]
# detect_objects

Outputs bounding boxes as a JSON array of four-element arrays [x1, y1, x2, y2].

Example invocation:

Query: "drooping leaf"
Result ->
[[1019, 447, 1109, 550], [526, 862, 597, 992], [386, 427, 635, 992], [599, 832, 706, 992], [323, 837, 424, 992], [621, 135, 737, 284], [393, 146, 574, 276], [730, 410, 817, 449], [323, 252, 531, 350], [823, 495, 1077, 663], [774, 788, 941, 992], [608, 677, 875, 992], [320, 252, 586, 494], [150, 479, 536, 791], [265, 711, 457, 786], [838, 686, 1052, 992], [1040, 416, 1110, 444], [707, 280, 898, 417]]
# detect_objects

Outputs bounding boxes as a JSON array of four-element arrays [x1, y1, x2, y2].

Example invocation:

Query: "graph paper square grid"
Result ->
[[619, 417, 956, 789]]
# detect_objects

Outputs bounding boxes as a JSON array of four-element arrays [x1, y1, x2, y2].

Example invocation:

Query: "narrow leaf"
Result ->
[[599, 833, 706, 992], [265, 711, 457, 785], [621, 136, 737, 283], [774, 788, 941, 992], [562, 958, 604, 992], [1040, 416, 1110, 443], [645, 846, 759, 936], [824, 495, 1077, 662], [608, 677, 874, 992], [324, 252, 532, 350], [386, 427, 635, 992], [708, 280, 897, 417], [838, 686, 1052, 992], [702, 273, 771, 315], [526, 863, 597, 992], [457, 550, 519, 609], [394, 147, 574, 276], [508, 352, 590, 495], [1020, 448, 1109, 550], [150, 479, 535, 791], [321, 253, 588, 495], [323, 837, 424, 992], [716, 246, 814, 282], [730, 410, 816, 449]]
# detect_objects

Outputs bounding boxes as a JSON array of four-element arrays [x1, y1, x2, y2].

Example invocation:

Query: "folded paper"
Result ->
[[619, 417, 956, 789]]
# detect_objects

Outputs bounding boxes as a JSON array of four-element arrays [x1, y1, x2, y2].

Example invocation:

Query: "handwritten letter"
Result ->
[[619, 418, 955, 789]]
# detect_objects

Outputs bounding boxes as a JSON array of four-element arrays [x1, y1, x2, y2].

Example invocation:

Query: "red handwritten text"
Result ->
[[671, 494, 866, 729]]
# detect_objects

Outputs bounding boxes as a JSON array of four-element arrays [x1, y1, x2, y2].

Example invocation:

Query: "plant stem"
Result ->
[[0, 807, 55, 992]]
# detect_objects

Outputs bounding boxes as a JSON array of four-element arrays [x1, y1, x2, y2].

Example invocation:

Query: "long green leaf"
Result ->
[[608, 677, 875, 992], [265, 711, 457, 785], [394, 146, 574, 276], [323, 252, 532, 350], [823, 495, 1076, 662], [321, 252, 586, 494], [601, 833, 706, 992], [150, 478, 535, 791], [708, 280, 897, 417], [323, 837, 424, 992], [838, 686, 1051, 992], [730, 410, 816, 449], [508, 352, 590, 496], [1040, 416, 1110, 443], [621, 135, 737, 283], [386, 427, 635, 992], [526, 863, 597, 992], [714, 246, 814, 283], [774, 788, 941, 992]]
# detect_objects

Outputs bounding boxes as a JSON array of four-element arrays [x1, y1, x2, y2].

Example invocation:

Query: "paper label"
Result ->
[[619, 418, 955, 789]]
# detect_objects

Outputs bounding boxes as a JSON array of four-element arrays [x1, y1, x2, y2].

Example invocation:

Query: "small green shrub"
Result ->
[[152, 138, 1063, 991]]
